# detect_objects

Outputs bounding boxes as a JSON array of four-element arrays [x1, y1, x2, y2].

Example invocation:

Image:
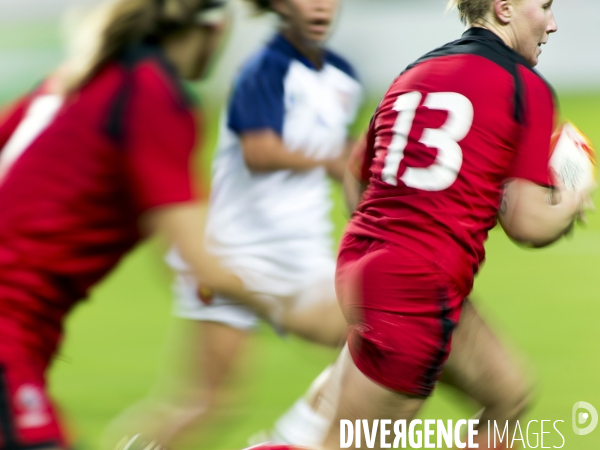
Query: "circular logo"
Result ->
[[14, 385, 46, 413]]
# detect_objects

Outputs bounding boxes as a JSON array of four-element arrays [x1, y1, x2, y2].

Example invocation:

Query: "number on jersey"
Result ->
[[0, 95, 63, 180], [382, 91, 474, 191]]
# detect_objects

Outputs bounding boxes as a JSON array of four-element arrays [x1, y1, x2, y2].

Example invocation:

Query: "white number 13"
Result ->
[[382, 91, 474, 191]]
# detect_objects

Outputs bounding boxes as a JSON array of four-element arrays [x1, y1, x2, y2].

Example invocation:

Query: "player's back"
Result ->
[[349, 28, 554, 295], [0, 44, 195, 360]]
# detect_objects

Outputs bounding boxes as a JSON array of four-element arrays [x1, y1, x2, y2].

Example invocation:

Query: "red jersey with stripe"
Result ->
[[347, 28, 556, 297], [0, 44, 198, 363]]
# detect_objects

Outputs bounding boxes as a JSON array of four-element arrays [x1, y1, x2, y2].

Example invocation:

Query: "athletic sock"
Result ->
[[270, 399, 330, 446]]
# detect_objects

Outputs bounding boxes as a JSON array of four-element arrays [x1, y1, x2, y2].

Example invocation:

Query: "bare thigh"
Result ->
[[440, 301, 533, 434], [319, 346, 426, 450], [279, 277, 347, 348]]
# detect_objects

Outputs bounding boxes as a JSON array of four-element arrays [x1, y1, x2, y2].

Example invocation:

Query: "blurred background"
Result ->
[[0, 0, 599, 448]]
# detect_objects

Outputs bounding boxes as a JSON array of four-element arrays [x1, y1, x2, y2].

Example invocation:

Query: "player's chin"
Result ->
[[304, 29, 329, 45], [530, 48, 542, 66]]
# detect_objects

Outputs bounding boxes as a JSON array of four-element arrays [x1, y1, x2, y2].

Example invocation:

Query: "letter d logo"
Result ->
[[572, 401, 598, 436]]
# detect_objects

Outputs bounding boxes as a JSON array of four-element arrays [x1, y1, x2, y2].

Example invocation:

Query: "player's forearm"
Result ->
[[342, 169, 368, 212], [498, 179, 579, 247], [325, 139, 355, 183], [245, 145, 323, 172], [240, 130, 325, 173], [147, 203, 254, 303]]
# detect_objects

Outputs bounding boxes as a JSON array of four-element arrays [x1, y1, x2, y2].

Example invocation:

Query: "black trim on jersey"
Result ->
[[104, 42, 193, 144], [3, 443, 62, 450], [0, 367, 16, 449], [104, 74, 133, 145], [421, 293, 456, 397], [403, 28, 552, 125]]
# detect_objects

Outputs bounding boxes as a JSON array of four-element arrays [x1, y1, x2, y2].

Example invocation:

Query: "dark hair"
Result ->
[[244, 0, 273, 14]]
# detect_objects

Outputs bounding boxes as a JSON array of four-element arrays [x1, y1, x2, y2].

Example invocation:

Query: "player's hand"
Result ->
[[549, 168, 580, 209], [324, 153, 349, 182], [575, 188, 596, 225], [197, 283, 215, 305], [550, 168, 595, 226]]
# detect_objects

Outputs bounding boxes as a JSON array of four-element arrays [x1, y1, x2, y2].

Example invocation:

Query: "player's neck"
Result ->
[[470, 22, 515, 52], [280, 29, 325, 70]]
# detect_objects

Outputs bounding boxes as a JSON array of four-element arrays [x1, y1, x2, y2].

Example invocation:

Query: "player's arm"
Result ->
[[498, 176, 582, 247], [326, 138, 355, 183], [144, 203, 271, 315], [342, 141, 367, 211], [343, 128, 375, 211], [127, 67, 277, 317], [230, 59, 345, 179], [343, 171, 368, 212], [240, 130, 339, 174], [497, 69, 586, 247]]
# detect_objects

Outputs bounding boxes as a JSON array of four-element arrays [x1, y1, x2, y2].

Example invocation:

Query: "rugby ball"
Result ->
[[549, 121, 596, 191]]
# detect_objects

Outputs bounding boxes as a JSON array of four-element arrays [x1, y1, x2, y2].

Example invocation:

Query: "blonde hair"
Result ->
[[446, 0, 493, 25], [62, 0, 208, 94]]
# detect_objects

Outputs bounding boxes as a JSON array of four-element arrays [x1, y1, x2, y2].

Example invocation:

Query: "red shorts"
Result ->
[[0, 352, 65, 449], [336, 234, 465, 397]]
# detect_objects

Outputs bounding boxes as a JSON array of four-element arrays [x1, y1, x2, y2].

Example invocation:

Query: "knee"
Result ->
[[507, 384, 533, 420], [488, 377, 535, 421]]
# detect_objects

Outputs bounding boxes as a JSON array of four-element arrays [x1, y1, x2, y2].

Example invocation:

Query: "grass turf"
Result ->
[[1, 21, 600, 449], [45, 93, 600, 449]]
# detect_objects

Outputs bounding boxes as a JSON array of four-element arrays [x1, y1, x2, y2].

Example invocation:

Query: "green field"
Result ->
[[2, 21, 600, 450]]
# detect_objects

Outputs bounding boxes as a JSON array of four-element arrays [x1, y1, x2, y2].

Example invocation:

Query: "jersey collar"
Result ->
[[462, 27, 532, 68], [268, 33, 325, 71]]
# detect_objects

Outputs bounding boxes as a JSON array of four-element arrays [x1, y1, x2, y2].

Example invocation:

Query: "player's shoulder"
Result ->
[[234, 35, 294, 89], [405, 28, 528, 78], [324, 49, 359, 81], [101, 43, 194, 143], [517, 64, 555, 99], [123, 43, 193, 110]]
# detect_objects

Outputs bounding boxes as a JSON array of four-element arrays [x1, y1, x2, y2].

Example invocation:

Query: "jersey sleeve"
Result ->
[[227, 53, 288, 136], [125, 64, 197, 212], [508, 67, 556, 186], [0, 95, 32, 151]]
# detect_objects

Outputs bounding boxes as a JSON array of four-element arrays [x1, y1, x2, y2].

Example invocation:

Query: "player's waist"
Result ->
[[205, 220, 334, 246], [0, 284, 74, 363], [347, 214, 478, 296], [168, 239, 334, 274]]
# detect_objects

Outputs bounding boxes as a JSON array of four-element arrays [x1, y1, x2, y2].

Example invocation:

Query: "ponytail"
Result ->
[[446, 0, 494, 26], [62, 0, 208, 94]]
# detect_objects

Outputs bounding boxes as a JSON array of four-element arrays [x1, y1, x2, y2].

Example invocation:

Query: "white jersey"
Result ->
[[205, 34, 361, 269], [168, 35, 361, 326]]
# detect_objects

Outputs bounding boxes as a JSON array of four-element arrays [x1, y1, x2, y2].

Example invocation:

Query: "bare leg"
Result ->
[[278, 278, 347, 348], [270, 302, 532, 450], [265, 280, 347, 446], [101, 319, 251, 449], [319, 346, 426, 450], [439, 300, 534, 449]]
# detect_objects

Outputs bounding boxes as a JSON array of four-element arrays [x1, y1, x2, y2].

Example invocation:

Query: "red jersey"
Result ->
[[0, 44, 198, 362], [347, 28, 556, 295]]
